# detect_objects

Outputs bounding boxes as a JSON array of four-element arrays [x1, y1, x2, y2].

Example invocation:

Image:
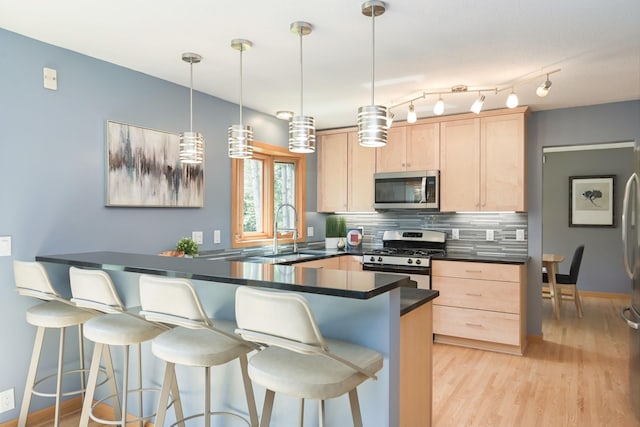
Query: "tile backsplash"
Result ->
[[344, 211, 528, 258]]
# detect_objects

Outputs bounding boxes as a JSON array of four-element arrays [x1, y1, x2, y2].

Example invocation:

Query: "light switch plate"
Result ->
[[451, 229, 459, 240], [0, 236, 11, 257], [43, 67, 57, 90], [192, 231, 203, 245], [486, 230, 494, 241], [516, 229, 525, 241], [307, 227, 314, 237], [213, 230, 221, 244]]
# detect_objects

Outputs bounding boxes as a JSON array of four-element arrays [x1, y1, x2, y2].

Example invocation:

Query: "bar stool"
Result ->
[[138, 275, 259, 427], [234, 287, 384, 427], [14, 261, 98, 427], [68, 266, 181, 426]]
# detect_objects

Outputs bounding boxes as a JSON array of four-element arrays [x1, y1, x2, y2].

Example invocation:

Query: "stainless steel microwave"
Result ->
[[373, 170, 439, 210]]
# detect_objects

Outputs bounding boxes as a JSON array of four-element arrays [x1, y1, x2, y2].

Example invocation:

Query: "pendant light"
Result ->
[[179, 53, 204, 164], [288, 22, 316, 153], [433, 96, 445, 115], [357, 0, 388, 148], [407, 102, 417, 123], [228, 39, 254, 159], [506, 89, 519, 108]]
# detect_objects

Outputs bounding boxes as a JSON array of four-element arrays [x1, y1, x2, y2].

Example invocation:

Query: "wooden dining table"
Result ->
[[543, 253, 565, 319]]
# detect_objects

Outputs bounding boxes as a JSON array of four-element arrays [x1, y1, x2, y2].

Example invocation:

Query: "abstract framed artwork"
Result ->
[[106, 121, 204, 207], [569, 175, 615, 227]]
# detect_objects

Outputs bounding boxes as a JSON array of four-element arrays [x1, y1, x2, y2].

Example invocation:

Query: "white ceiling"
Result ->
[[1, 0, 639, 129]]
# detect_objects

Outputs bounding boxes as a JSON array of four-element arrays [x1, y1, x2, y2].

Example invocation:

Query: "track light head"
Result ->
[[433, 97, 444, 115], [536, 76, 552, 97], [470, 94, 485, 114], [407, 103, 417, 123], [386, 111, 395, 128], [506, 91, 519, 108]]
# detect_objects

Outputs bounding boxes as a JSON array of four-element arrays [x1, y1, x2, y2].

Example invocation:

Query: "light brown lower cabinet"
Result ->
[[431, 260, 527, 355], [400, 301, 432, 427]]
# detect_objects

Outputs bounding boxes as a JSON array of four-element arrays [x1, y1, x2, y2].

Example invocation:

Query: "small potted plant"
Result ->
[[176, 237, 199, 257], [325, 215, 347, 250]]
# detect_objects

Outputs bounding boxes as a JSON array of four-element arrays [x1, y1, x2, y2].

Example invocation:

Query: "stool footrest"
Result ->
[[89, 387, 161, 425], [170, 411, 252, 427], [31, 366, 109, 399]]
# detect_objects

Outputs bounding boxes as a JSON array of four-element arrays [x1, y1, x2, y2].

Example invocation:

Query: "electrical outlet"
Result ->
[[451, 229, 459, 240], [0, 388, 15, 413], [192, 231, 203, 245], [213, 230, 221, 244], [486, 229, 494, 241], [307, 226, 314, 237], [0, 236, 11, 257], [516, 229, 525, 241]]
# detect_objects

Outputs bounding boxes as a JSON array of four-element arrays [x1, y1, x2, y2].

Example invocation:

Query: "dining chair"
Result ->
[[543, 245, 585, 317]]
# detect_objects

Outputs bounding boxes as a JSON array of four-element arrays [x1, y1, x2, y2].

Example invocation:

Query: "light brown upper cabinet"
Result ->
[[317, 129, 376, 212], [440, 108, 527, 212], [376, 123, 440, 173]]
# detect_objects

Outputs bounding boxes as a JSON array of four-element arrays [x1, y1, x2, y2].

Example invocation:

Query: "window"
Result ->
[[232, 141, 306, 248]]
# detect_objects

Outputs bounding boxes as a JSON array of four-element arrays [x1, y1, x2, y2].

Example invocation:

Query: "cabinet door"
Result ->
[[317, 132, 348, 212], [439, 119, 480, 212], [481, 114, 526, 211], [406, 123, 440, 171], [348, 132, 376, 212], [339, 255, 363, 271], [376, 127, 407, 172]]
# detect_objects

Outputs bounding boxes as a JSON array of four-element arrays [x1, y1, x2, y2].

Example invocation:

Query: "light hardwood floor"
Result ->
[[433, 295, 638, 427]]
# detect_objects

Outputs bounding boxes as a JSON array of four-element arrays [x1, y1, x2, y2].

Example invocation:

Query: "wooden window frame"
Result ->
[[231, 141, 306, 248]]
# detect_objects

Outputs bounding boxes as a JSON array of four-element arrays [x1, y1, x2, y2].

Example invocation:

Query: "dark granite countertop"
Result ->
[[400, 288, 439, 316], [36, 251, 412, 300]]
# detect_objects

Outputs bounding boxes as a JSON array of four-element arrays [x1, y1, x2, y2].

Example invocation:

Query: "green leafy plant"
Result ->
[[325, 215, 347, 238], [176, 237, 199, 256]]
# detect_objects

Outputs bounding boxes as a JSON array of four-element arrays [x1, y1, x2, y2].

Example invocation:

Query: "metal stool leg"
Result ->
[[260, 389, 275, 427], [18, 326, 46, 427], [53, 327, 66, 427], [299, 398, 305, 427], [80, 343, 104, 427], [318, 400, 325, 427], [121, 345, 130, 426], [155, 362, 175, 427], [204, 366, 211, 427], [239, 354, 259, 427], [348, 389, 363, 427]]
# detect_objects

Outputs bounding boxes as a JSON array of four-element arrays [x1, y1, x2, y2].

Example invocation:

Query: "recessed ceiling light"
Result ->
[[276, 110, 294, 120]]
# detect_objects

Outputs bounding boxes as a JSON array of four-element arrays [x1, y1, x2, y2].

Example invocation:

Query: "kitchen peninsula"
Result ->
[[36, 251, 438, 427]]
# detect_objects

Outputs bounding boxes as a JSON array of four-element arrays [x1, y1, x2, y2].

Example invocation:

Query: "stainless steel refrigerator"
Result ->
[[622, 140, 640, 422]]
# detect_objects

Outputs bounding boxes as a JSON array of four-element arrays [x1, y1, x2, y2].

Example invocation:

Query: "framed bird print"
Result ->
[[569, 175, 615, 227]]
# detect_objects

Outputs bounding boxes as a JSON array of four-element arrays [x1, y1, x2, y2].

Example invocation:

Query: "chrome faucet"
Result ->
[[273, 203, 298, 255]]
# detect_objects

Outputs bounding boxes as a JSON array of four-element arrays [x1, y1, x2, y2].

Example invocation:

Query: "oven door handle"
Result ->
[[421, 177, 427, 203]]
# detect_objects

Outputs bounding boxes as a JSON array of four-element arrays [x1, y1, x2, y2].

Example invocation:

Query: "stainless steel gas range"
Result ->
[[362, 230, 447, 289]]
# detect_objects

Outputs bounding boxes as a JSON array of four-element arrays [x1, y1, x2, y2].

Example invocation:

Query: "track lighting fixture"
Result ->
[[433, 97, 444, 115], [386, 68, 560, 120], [536, 74, 552, 97], [506, 90, 519, 108], [386, 111, 395, 128], [179, 53, 204, 164], [407, 103, 417, 123], [470, 93, 485, 114], [357, 0, 388, 148], [276, 110, 294, 120]]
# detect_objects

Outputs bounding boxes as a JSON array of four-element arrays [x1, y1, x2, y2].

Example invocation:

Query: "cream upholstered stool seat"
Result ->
[[68, 266, 180, 427], [138, 274, 258, 427], [14, 261, 98, 427], [235, 287, 383, 427]]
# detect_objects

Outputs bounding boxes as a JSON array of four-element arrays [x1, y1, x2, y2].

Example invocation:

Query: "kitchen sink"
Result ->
[[241, 252, 320, 264]]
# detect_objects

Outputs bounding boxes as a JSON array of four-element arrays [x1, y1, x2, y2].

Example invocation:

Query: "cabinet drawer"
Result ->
[[432, 276, 520, 313], [433, 305, 520, 346], [432, 260, 521, 282]]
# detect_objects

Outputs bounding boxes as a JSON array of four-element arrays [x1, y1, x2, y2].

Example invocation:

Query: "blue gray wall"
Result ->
[[527, 101, 640, 335], [0, 27, 321, 421], [543, 147, 633, 294]]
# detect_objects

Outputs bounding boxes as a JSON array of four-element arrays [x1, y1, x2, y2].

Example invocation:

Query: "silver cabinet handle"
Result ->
[[465, 292, 483, 297], [465, 322, 483, 328], [621, 307, 639, 330], [465, 269, 483, 273], [622, 173, 638, 279]]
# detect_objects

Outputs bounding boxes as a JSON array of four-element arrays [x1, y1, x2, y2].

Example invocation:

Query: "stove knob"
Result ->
[[377, 257, 383, 263], [416, 259, 421, 265], [407, 259, 413, 265], [369, 256, 375, 262]]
